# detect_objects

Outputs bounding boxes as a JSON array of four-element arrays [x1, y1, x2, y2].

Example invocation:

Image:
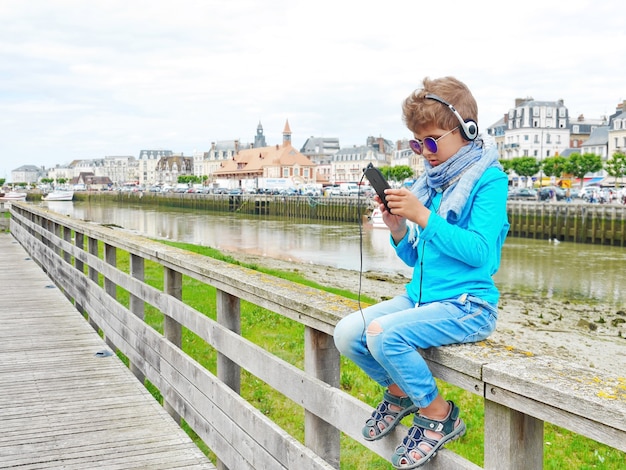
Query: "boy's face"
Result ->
[[413, 125, 466, 167]]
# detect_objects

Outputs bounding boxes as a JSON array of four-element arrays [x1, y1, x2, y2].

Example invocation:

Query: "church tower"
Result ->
[[254, 121, 267, 148], [282, 119, 292, 147]]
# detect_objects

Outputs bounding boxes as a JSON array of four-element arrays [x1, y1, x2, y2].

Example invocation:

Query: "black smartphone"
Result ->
[[363, 163, 391, 213]]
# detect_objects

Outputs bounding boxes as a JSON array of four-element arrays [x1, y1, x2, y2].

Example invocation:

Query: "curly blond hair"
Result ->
[[402, 76, 478, 136]]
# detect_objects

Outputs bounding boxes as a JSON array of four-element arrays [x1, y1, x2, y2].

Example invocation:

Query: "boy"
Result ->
[[333, 76, 509, 469]]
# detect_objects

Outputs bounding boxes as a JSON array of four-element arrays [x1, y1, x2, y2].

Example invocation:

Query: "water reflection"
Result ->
[[43, 200, 626, 308]]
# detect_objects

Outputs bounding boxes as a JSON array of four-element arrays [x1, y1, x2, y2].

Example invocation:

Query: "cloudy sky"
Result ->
[[1, 0, 624, 182]]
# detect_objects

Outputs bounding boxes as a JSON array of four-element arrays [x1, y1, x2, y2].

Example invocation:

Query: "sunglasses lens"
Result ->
[[424, 137, 438, 154], [409, 140, 422, 154]]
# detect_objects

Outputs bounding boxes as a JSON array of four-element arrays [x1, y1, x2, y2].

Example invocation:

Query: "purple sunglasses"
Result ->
[[409, 126, 458, 155]]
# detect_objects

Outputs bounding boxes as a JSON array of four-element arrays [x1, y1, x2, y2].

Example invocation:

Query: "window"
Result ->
[[572, 125, 579, 134]]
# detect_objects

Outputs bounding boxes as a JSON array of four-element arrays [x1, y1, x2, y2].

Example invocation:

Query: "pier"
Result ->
[[0, 232, 213, 469]]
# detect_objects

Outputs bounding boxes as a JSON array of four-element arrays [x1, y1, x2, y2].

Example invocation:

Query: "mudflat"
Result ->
[[223, 249, 626, 375]]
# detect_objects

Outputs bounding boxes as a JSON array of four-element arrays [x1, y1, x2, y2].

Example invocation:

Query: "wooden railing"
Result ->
[[8, 202, 626, 469]]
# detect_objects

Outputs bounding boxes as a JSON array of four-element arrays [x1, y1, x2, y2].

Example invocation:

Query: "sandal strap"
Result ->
[[383, 390, 415, 409], [362, 390, 417, 441], [411, 400, 460, 435]]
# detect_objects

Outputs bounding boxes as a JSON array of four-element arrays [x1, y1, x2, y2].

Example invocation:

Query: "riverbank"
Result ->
[[220, 249, 626, 375]]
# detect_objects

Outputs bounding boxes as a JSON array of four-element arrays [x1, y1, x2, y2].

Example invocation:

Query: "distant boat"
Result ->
[[43, 190, 74, 201], [0, 191, 27, 202], [369, 208, 387, 228]]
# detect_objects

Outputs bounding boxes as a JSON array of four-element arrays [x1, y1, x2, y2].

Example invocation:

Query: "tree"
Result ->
[[605, 151, 626, 188], [564, 153, 603, 189], [499, 159, 513, 176], [376, 165, 415, 184], [510, 157, 540, 186], [391, 165, 415, 182], [0, 178, 5, 187], [541, 156, 567, 179]]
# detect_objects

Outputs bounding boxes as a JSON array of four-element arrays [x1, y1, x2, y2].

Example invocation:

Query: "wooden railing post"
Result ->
[[129, 253, 145, 384], [216, 289, 241, 470], [87, 236, 99, 332], [164, 266, 182, 423], [484, 398, 543, 470], [216, 289, 241, 393], [74, 232, 86, 316], [304, 327, 340, 469], [104, 243, 117, 351]]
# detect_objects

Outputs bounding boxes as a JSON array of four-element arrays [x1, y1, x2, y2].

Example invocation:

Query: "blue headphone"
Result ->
[[425, 93, 479, 141]]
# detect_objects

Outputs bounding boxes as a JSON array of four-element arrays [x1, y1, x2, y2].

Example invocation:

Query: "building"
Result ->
[[253, 121, 267, 148], [154, 155, 194, 185], [608, 100, 626, 158], [46, 164, 75, 183], [194, 139, 248, 183], [392, 139, 423, 178], [502, 97, 570, 161], [11, 165, 44, 185], [300, 136, 340, 184], [569, 114, 606, 149], [212, 120, 317, 189], [102, 156, 136, 185], [70, 172, 113, 190], [486, 115, 507, 158], [332, 142, 388, 184], [580, 125, 610, 160], [138, 150, 174, 187]]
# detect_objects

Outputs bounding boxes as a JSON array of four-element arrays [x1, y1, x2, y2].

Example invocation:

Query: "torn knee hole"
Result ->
[[367, 321, 383, 336]]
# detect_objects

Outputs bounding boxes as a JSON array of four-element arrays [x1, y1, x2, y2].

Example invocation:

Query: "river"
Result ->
[[43, 199, 626, 308]]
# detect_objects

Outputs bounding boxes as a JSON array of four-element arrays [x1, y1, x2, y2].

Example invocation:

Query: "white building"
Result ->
[[608, 100, 626, 158], [11, 165, 43, 185], [502, 98, 570, 161], [137, 150, 173, 186], [102, 156, 136, 185]]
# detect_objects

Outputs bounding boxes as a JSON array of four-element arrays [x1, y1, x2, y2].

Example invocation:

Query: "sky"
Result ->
[[1, 0, 625, 182]]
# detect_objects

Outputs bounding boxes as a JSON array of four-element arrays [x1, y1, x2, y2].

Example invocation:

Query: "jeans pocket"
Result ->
[[460, 303, 497, 343]]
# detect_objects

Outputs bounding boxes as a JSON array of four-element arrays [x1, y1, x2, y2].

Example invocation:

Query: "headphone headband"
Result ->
[[425, 93, 478, 141]]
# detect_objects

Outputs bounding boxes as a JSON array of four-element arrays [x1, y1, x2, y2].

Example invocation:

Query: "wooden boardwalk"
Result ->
[[0, 232, 215, 469]]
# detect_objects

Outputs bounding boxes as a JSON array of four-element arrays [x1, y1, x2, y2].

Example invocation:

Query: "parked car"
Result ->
[[538, 186, 566, 201], [326, 185, 341, 196], [508, 188, 537, 200]]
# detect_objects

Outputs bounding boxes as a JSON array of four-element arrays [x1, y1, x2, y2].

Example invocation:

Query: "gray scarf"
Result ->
[[407, 133, 502, 246]]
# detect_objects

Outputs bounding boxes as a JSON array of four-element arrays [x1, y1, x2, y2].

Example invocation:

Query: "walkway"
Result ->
[[0, 232, 215, 469]]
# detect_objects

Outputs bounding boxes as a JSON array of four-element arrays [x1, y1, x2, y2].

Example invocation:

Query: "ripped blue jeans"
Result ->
[[333, 293, 497, 408]]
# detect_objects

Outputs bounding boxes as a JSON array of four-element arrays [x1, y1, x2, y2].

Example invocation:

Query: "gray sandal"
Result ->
[[391, 400, 466, 469], [362, 390, 418, 441]]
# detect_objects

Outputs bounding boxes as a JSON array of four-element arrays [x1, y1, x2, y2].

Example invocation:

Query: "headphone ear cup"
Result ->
[[461, 119, 478, 141]]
